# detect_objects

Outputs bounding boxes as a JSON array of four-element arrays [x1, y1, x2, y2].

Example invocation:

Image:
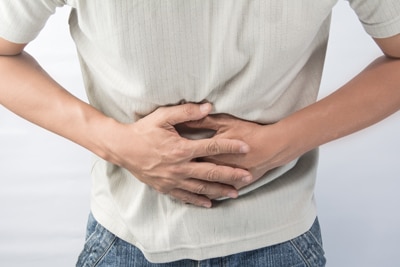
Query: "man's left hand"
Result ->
[[183, 114, 299, 190]]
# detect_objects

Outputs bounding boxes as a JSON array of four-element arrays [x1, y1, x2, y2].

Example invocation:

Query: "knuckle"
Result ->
[[170, 190, 194, 205], [231, 170, 244, 182], [153, 180, 174, 194], [193, 183, 208, 194], [178, 194, 193, 204], [182, 104, 195, 117], [168, 165, 183, 177], [170, 189, 211, 207], [226, 143, 236, 153], [206, 168, 219, 181], [206, 140, 220, 154], [170, 147, 190, 159]]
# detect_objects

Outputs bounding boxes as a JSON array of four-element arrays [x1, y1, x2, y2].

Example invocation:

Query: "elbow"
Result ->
[[0, 37, 27, 56], [374, 35, 400, 59]]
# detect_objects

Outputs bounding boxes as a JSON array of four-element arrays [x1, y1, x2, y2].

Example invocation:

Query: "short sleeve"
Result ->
[[347, 0, 400, 38], [0, 0, 66, 44]]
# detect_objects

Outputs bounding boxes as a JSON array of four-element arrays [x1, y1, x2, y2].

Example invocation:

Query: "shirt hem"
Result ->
[[91, 197, 317, 263]]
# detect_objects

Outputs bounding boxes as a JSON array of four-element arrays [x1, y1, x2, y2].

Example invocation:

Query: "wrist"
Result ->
[[272, 118, 312, 161], [75, 112, 125, 164], [94, 118, 128, 165]]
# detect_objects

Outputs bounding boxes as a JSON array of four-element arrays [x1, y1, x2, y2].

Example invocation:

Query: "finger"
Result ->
[[168, 188, 213, 208], [178, 178, 239, 200], [190, 138, 250, 158], [156, 103, 213, 126], [184, 116, 220, 131], [199, 155, 244, 169], [182, 161, 252, 188]]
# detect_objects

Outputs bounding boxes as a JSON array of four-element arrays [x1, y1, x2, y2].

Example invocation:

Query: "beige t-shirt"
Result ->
[[1, 0, 400, 263]]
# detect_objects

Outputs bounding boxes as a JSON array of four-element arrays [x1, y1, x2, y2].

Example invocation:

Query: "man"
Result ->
[[1, 1, 399, 266]]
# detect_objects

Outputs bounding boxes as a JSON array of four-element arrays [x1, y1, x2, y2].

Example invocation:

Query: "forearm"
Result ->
[[0, 51, 117, 158], [279, 56, 400, 155], [0, 52, 253, 206]]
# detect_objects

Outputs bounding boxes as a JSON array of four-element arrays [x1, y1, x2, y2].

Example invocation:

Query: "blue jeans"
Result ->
[[76, 214, 326, 267]]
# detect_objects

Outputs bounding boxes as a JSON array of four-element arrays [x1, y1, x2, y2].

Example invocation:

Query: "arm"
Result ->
[[278, 53, 400, 157], [188, 35, 400, 185], [278, 35, 400, 158], [0, 38, 252, 207]]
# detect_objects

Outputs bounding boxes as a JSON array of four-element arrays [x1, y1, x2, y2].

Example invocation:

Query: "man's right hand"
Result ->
[[103, 103, 252, 208], [0, 37, 250, 208]]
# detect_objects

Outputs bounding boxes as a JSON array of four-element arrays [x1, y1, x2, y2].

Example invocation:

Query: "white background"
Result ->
[[1, 1, 399, 266]]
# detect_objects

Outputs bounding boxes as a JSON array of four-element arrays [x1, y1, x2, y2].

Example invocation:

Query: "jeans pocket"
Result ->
[[289, 219, 327, 267], [76, 214, 117, 267]]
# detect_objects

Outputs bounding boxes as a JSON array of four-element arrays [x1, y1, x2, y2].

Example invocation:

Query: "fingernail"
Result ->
[[200, 103, 212, 114], [227, 191, 238, 199], [202, 202, 212, 208], [240, 144, 250, 153], [242, 176, 252, 182]]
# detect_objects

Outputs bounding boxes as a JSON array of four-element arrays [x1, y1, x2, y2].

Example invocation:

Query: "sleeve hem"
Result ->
[[361, 15, 400, 39]]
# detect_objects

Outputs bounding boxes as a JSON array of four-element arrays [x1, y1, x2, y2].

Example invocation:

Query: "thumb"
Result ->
[[159, 103, 213, 126]]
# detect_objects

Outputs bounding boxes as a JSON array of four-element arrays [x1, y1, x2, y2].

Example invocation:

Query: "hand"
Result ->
[[103, 103, 252, 208], [184, 114, 298, 189]]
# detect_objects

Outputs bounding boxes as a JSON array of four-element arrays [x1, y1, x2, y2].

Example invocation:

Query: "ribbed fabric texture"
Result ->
[[1, 0, 400, 263], [347, 0, 400, 38]]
